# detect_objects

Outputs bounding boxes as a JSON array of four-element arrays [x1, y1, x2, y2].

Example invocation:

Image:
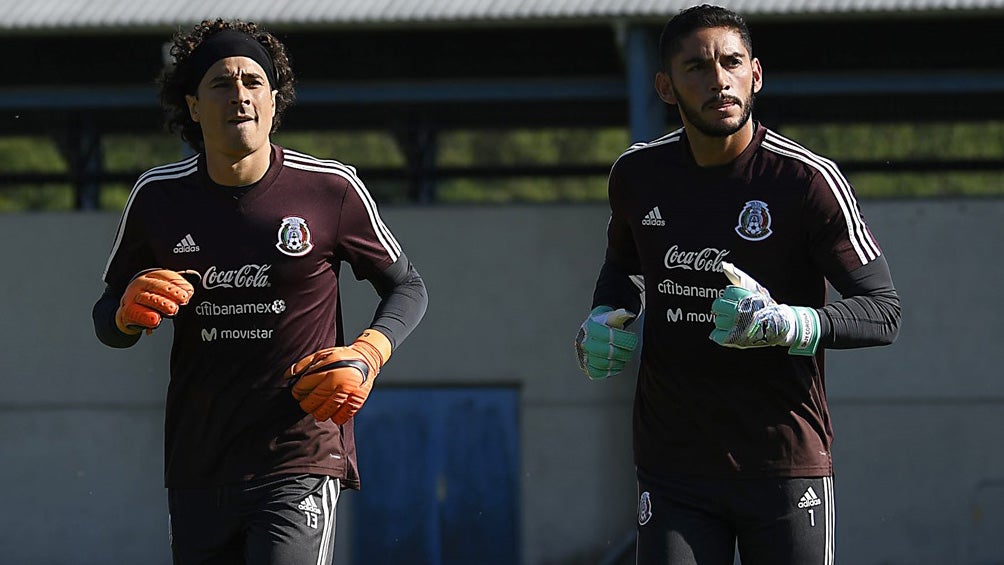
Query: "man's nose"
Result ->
[[230, 83, 251, 105], [710, 64, 730, 92]]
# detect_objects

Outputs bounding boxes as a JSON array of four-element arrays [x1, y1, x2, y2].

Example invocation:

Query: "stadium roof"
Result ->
[[3, 0, 1004, 31]]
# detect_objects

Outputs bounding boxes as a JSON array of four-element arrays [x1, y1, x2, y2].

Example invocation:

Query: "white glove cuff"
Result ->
[[786, 306, 821, 356]]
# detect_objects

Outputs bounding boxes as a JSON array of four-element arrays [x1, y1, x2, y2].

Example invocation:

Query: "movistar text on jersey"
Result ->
[[200, 327, 274, 342]]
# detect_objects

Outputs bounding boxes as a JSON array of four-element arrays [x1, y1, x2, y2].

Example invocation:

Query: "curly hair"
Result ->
[[158, 19, 296, 152]]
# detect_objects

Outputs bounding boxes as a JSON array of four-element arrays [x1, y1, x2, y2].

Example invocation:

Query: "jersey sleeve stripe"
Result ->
[[283, 151, 402, 256], [132, 154, 199, 186], [101, 157, 200, 281], [763, 132, 880, 265], [283, 158, 402, 262], [609, 127, 684, 173], [764, 131, 881, 260], [282, 156, 402, 257]]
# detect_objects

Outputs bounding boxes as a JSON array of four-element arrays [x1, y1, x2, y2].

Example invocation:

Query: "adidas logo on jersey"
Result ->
[[798, 486, 822, 508], [298, 495, 321, 514], [173, 234, 200, 254], [641, 207, 666, 226]]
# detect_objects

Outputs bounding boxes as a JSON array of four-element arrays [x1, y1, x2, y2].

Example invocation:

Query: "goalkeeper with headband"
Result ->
[[91, 18, 427, 565], [574, 5, 900, 564]]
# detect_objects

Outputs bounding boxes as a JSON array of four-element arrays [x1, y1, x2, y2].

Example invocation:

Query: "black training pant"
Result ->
[[635, 468, 834, 565], [168, 473, 340, 565]]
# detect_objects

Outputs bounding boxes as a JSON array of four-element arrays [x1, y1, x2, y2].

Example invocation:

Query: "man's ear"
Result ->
[[655, 72, 677, 105], [185, 94, 199, 123], [751, 57, 763, 95]]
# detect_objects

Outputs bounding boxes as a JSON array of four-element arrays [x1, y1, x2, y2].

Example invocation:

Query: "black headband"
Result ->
[[186, 30, 277, 94]]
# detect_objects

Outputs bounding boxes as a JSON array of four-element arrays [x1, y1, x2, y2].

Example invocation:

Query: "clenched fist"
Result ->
[[286, 330, 393, 425], [116, 269, 197, 335]]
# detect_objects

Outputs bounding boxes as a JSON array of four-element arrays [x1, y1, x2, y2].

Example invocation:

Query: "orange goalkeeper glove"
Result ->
[[115, 269, 196, 335], [286, 329, 393, 425]]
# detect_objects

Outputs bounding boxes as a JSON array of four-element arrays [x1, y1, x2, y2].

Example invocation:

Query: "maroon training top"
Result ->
[[103, 145, 402, 489], [596, 123, 884, 478]]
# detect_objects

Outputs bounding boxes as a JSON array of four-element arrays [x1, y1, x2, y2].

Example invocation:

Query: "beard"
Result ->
[[674, 85, 755, 138]]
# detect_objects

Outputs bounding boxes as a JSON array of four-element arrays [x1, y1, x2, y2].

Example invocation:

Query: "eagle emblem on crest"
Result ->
[[735, 200, 772, 241], [276, 216, 313, 257]]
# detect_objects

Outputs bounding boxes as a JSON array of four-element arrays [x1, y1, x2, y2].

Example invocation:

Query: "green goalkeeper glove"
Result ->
[[709, 262, 820, 356], [575, 306, 638, 380]]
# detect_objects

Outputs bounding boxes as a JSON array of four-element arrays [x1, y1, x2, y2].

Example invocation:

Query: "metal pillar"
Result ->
[[396, 121, 439, 204], [67, 114, 103, 210], [624, 26, 667, 144]]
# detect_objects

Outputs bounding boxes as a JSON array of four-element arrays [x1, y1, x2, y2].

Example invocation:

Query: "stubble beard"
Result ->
[[676, 85, 756, 138]]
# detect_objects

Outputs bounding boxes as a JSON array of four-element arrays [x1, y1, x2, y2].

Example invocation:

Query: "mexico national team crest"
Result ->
[[735, 200, 773, 241], [276, 216, 313, 256], [638, 491, 653, 526]]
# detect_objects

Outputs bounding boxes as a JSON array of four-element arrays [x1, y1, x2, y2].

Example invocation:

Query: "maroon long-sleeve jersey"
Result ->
[[596, 123, 885, 478], [102, 145, 402, 488]]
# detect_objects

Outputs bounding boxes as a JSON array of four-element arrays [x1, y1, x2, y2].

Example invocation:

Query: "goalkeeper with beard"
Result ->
[[574, 5, 901, 564]]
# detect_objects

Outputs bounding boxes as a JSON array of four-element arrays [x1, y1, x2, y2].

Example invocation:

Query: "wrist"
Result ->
[[786, 306, 820, 356], [589, 305, 614, 318], [589, 305, 635, 329], [354, 329, 393, 373]]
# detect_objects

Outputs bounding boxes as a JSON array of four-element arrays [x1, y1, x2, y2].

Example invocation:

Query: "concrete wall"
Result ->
[[0, 200, 1002, 564]]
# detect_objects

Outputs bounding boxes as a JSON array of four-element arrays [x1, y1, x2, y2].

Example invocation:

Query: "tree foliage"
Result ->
[[0, 122, 1001, 211]]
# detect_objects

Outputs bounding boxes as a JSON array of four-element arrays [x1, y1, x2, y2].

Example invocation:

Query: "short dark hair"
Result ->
[[158, 19, 296, 152], [657, 4, 753, 72]]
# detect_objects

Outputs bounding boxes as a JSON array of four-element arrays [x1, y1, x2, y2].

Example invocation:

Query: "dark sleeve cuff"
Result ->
[[93, 285, 141, 348]]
